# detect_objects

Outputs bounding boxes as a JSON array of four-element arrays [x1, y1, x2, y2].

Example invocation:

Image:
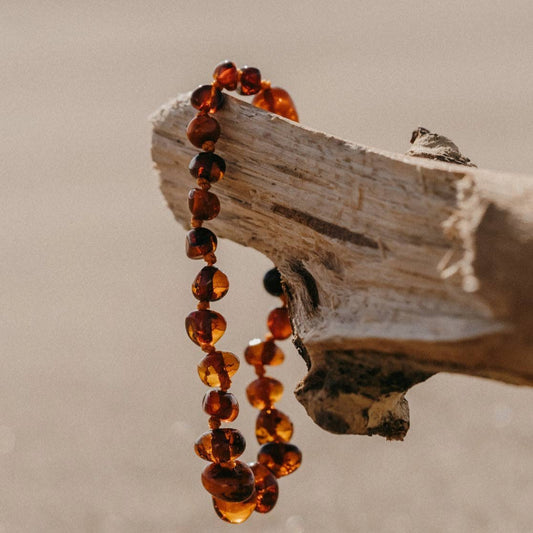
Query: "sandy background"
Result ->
[[2, 1, 533, 532]]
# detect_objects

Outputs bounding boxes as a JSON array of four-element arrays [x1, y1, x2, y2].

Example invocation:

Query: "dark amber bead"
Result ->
[[213, 60, 238, 91], [263, 267, 283, 296], [238, 66, 262, 95], [185, 227, 217, 259], [188, 152, 226, 183], [185, 309, 226, 346], [213, 493, 256, 524], [249, 462, 279, 513], [186, 114, 221, 148], [197, 351, 239, 388], [203, 389, 239, 422], [188, 189, 220, 221], [256, 408, 293, 444], [201, 460, 255, 502], [267, 307, 292, 340], [194, 428, 246, 463], [244, 339, 284, 366], [252, 87, 299, 122], [192, 266, 229, 302], [190, 84, 224, 112], [257, 442, 302, 478], [246, 377, 283, 409]]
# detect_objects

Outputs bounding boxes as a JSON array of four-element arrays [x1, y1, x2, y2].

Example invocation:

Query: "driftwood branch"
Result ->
[[151, 93, 533, 440]]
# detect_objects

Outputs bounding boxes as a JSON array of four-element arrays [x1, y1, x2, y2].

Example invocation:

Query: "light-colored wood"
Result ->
[[151, 93, 533, 439]]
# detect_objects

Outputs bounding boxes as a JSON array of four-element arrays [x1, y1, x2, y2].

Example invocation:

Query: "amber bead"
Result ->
[[256, 408, 293, 444], [194, 428, 246, 463], [213, 493, 256, 524], [267, 307, 292, 340], [201, 461, 255, 502], [190, 84, 224, 113], [197, 351, 239, 389], [238, 66, 262, 95], [186, 114, 221, 148], [263, 267, 283, 296], [188, 189, 220, 221], [244, 339, 284, 366], [203, 389, 239, 422], [192, 266, 229, 302], [250, 462, 279, 513], [188, 152, 226, 183], [246, 377, 283, 409], [213, 60, 238, 91], [257, 442, 302, 478], [185, 309, 226, 346], [252, 87, 299, 122], [185, 227, 217, 259]]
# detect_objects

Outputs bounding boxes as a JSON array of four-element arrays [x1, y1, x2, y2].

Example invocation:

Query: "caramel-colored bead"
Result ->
[[192, 266, 229, 302], [246, 377, 283, 409], [213, 60, 238, 91], [267, 307, 292, 340], [194, 428, 246, 463], [201, 460, 255, 502], [185, 227, 217, 259], [249, 462, 279, 513], [213, 493, 256, 524], [244, 339, 284, 366], [238, 66, 262, 95], [256, 408, 293, 444], [197, 351, 239, 389], [203, 389, 239, 422], [257, 442, 302, 478], [252, 87, 299, 122], [185, 309, 226, 346], [186, 114, 221, 148], [188, 152, 226, 183], [190, 84, 224, 112], [188, 189, 220, 221]]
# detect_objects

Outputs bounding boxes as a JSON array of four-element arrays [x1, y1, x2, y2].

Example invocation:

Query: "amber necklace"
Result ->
[[183, 61, 302, 524]]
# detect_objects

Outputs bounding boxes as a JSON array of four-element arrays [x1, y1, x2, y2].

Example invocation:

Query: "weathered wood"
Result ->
[[151, 93, 533, 439]]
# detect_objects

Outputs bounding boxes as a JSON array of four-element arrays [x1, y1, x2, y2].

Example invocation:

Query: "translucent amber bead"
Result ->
[[263, 267, 283, 296], [213, 493, 256, 524], [194, 428, 246, 463], [201, 461, 255, 502], [213, 60, 238, 91], [185, 227, 217, 259], [185, 309, 226, 346], [192, 266, 229, 302], [252, 87, 299, 122], [267, 307, 292, 340], [188, 189, 220, 221], [249, 462, 279, 513], [197, 351, 239, 389], [190, 84, 224, 112], [246, 377, 283, 409], [203, 389, 239, 422], [186, 114, 221, 148], [238, 66, 262, 95], [256, 408, 293, 444], [188, 152, 226, 183], [257, 442, 302, 478], [244, 339, 284, 366]]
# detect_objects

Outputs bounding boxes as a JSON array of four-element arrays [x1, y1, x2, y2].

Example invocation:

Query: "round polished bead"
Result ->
[[267, 307, 292, 340], [256, 408, 293, 444], [203, 389, 239, 422], [252, 87, 299, 122], [201, 461, 255, 502], [185, 309, 226, 346], [197, 351, 239, 389], [192, 266, 229, 302], [194, 428, 246, 463], [246, 377, 283, 409], [190, 84, 224, 113], [213, 60, 238, 91], [244, 339, 284, 366], [257, 442, 302, 478], [185, 227, 217, 259], [263, 267, 283, 296], [189, 152, 226, 183], [212, 493, 256, 524], [249, 462, 279, 513], [238, 66, 262, 95], [186, 114, 221, 148], [188, 189, 220, 221]]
